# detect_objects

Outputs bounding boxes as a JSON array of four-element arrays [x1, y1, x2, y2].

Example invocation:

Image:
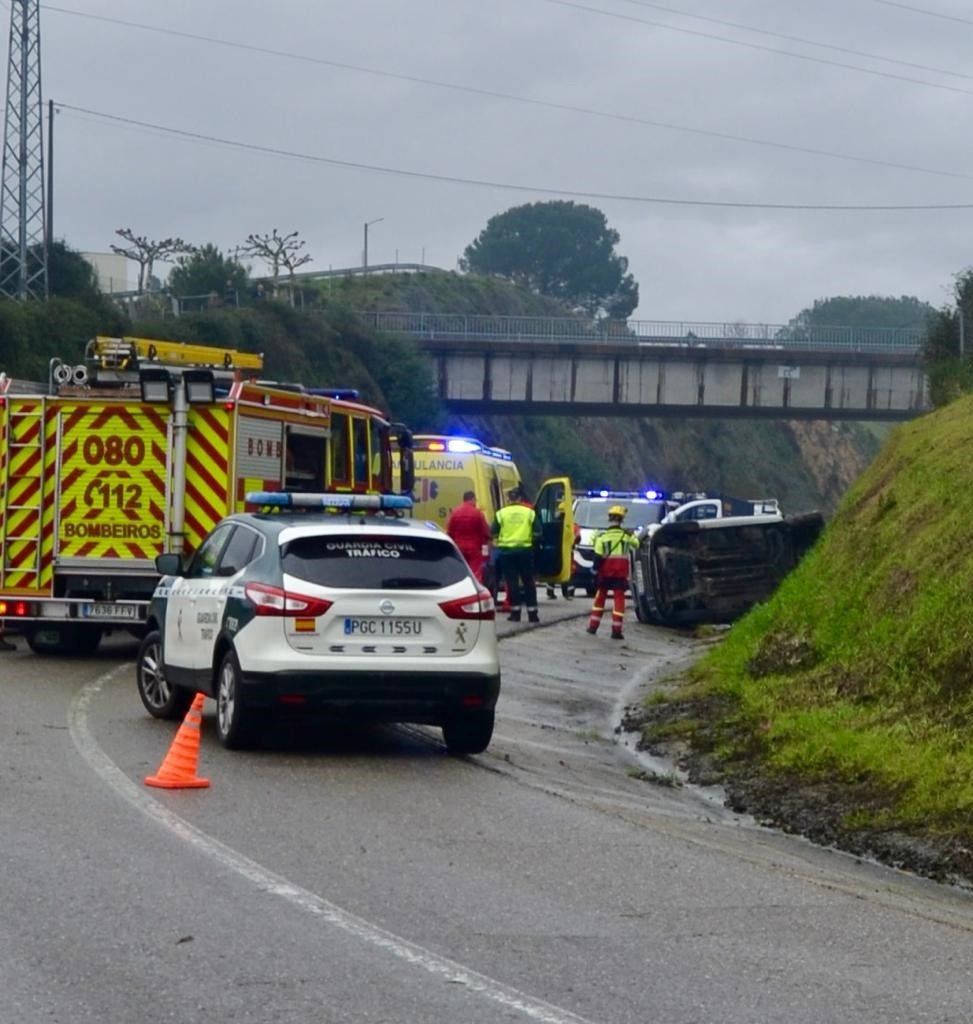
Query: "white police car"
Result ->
[[571, 490, 668, 594], [135, 493, 500, 753]]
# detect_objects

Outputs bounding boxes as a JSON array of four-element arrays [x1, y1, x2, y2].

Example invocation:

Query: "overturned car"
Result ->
[[629, 498, 824, 628]]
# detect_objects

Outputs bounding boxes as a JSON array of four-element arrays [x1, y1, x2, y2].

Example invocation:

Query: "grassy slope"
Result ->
[[664, 394, 973, 852]]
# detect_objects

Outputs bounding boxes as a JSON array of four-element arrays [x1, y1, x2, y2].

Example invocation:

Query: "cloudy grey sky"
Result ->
[[33, 0, 973, 324]]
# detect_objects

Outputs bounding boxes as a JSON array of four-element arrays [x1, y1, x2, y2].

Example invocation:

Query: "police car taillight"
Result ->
[[244, 582, 333, 617], [439, 588, 495, 621]]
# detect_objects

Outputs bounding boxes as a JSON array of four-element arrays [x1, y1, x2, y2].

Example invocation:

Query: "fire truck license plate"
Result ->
[[344, 617, 422, 636], [81, 602, 142, 621]]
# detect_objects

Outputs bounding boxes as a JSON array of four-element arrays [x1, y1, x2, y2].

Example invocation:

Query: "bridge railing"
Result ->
[[357, 312, 925, 353]]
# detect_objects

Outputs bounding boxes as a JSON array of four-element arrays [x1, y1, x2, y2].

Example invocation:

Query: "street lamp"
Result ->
[[363, 217, 384, 274]]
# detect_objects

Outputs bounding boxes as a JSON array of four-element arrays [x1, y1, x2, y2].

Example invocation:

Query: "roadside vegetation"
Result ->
[[634, 391, 973, 883]]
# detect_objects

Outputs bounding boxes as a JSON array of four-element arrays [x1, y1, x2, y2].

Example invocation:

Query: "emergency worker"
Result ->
[[492, 486, 540, 623], [446, 490, 491, 583], [586, 504, 638, 640]]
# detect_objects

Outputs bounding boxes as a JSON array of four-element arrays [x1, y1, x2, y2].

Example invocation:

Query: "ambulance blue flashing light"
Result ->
[[247, 491, 413, 511], [446, 438, 480, 454], [421, 435, 513, 461]]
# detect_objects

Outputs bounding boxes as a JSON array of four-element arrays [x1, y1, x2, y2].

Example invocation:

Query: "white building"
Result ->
[[82, 252, 131, 294]]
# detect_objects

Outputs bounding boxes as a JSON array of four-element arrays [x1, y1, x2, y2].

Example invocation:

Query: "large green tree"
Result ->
[[922, 270, 973, 407], [460, 201, 638, 319], [789, 294, 935, 330], [168, 244, 249, 300]]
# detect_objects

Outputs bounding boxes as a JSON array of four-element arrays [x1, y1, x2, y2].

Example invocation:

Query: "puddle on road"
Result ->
[[610, 639, 744, 819]]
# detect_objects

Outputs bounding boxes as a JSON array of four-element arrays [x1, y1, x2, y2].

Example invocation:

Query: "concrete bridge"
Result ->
[[358, 313, 928, 421]]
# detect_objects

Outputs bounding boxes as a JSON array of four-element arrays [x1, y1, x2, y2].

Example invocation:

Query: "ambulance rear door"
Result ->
[[533, 477, 574, 583]]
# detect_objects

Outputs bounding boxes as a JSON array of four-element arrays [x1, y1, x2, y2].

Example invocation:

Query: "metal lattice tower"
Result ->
[[0, 0, 46, 300]]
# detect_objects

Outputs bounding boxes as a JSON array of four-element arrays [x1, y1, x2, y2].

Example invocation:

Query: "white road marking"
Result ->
[[69, 667, 599, 1024]]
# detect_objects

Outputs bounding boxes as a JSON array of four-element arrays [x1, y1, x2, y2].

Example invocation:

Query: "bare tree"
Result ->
[[237, 229, 311, 305], [110, 228, 195, 294], [281, 246, 313, 307]]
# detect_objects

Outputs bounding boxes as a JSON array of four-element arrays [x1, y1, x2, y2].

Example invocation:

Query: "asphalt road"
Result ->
[[2, 602, 973, 1024]]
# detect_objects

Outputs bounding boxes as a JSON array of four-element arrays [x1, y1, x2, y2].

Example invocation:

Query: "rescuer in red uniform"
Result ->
[[587, 505, 639, 640], [446, 490, 492, 583]]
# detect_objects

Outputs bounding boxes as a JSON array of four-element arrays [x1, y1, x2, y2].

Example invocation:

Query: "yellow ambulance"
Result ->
[[410, 435, 520, 526], [408, 434, 574, 587]]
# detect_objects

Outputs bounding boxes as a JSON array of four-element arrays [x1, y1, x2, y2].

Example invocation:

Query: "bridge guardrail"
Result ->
[[356, 312, 925, 353]]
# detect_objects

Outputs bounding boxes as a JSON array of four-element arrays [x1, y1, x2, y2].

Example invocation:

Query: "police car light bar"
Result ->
[[247, 491, 414, 511], [585, 488, 666, 500]]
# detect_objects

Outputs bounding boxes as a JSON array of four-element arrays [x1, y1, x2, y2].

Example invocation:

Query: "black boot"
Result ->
[[527, 609, 539, 623], [507, 609, 522, 622]]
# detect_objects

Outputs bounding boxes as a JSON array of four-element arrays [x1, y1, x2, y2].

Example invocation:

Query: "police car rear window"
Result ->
[[280, 534, 470, 589], [574, 500, 665, 529]]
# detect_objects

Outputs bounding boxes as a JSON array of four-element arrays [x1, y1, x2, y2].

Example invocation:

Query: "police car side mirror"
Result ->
[[155, 553, 185, 576]]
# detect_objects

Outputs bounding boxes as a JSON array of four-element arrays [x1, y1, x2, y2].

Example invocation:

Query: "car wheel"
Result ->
[[442, 710, 494, 755], [136, 630, 193, 720], [215, 650, 258, 749]]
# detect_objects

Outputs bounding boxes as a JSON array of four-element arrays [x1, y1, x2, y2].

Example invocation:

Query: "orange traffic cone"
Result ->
[[145, 692, 210, 789]]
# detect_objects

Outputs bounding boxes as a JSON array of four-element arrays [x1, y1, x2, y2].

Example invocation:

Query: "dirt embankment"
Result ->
[[621, 695, 973, 890]]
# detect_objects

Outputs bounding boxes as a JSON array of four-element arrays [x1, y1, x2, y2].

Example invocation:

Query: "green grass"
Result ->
[[647, 394, 973, 843]]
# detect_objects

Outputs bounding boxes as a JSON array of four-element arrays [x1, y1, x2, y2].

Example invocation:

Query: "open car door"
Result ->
[[533, 477, 574, 583]]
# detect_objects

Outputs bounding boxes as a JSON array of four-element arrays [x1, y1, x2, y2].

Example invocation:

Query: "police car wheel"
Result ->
[[442, 710, 494, 755], [136, 630, 193, 720], [216, 650, 258, 750]]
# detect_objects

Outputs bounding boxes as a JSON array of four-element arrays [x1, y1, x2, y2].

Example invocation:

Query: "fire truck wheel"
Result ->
[[136, 630, 193, 720], [215, 650, 259, 750], [26, 624, 103, 656]]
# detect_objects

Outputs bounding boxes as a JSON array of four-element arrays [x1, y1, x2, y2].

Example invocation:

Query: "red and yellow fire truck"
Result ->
[[0, 335, 414, 653]]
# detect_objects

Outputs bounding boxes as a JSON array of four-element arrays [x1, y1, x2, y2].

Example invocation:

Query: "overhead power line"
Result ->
[[55, 103, 973, 212], [872, 0, 973, 27], [617, 0, 973, 82], [39, 5, 973, 184], [539, 0, 973, 97]]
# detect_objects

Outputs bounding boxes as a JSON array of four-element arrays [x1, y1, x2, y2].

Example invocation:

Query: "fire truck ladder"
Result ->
[[1, 402, 45, 586], [89, 335, 264, 373]]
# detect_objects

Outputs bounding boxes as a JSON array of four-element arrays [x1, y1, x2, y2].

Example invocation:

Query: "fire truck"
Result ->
[[0, 335, 414, 654]]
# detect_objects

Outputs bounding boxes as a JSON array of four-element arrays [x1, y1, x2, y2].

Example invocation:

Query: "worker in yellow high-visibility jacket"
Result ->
[[492, 486, 541, 623]]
